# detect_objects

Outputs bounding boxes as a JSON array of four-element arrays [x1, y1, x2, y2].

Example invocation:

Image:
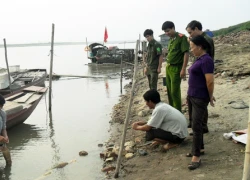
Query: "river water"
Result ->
[[0, 43, 135, 180]]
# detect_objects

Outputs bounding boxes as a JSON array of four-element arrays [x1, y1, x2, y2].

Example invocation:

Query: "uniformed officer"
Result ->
[[186, 20, 214, 60], [143, 29, 163, 90], [186, 20, 215, 133], [162, 21, 190, 112]]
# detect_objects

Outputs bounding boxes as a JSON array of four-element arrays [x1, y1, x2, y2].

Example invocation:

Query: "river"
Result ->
[[0, 43, 135, 180]]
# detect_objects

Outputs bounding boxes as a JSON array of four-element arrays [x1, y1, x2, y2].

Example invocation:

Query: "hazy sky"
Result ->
[[0, 0, 249, 43]]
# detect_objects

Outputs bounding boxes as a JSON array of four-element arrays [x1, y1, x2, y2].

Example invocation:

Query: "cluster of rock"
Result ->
[[214, 30, 250, 45], [214, 31, 250, 77]]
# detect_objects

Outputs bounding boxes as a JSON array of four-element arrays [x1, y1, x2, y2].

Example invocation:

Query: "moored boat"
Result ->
[[3, 86, 47, 129], [87, 43, 135, 64], [0, 68, 47, 96]]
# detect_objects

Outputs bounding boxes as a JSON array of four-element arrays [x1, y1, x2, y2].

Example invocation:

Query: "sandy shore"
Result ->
[[102, 32, 250, 179]]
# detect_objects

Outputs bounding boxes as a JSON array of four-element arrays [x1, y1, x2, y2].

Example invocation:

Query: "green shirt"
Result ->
[[147, 39, 162, 69], [202, 32, 215, 60], [167, 32, 189, 65]]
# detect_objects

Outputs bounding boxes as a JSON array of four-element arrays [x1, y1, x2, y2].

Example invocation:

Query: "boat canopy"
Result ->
[[89, 43, 107, 49]]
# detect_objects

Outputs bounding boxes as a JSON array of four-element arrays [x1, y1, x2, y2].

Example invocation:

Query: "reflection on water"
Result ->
[[0, 45, 132, 180], [7, 124, 41, 151]]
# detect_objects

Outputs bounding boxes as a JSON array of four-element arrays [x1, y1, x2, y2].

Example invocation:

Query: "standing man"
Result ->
[[186, 20, 214, 60], [132, 89, 188, 150], [143, 29, 163, 90], [162, 21, 190, 112], [186, 20, 215, 133], [0, 94, 12, 166]]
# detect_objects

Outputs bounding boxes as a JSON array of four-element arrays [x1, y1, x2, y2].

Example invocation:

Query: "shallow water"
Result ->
[[0, 43, 134, 180]]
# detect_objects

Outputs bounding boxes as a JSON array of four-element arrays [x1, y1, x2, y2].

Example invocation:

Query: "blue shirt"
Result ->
[[188, 54, 214, 99]]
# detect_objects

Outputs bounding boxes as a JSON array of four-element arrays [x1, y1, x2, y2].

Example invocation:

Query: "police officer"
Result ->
[[162, 21, 190, 112], [143, 29, 163, 90], [186, 20, 214, 60]]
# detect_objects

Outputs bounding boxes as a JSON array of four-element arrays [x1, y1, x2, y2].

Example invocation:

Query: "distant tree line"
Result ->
[[212, 21, 250, 36]]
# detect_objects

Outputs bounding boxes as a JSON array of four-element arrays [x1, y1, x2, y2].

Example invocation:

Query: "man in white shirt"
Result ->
[[132, 89, 188, 150], [0, 94, 12, 166]]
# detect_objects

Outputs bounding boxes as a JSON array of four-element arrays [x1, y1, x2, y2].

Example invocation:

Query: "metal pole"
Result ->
[[242, 99, 250, 180], [49, 24, 55, 111], [3, 39, 12, 92], [114, 40, 139, 178]]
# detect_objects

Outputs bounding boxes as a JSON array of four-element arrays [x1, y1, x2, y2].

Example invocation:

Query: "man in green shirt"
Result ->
[[162, 21, 189, 112], [143, 29, 163, 90], [186, 20, 215, 133], [186, 20, 214, 60]]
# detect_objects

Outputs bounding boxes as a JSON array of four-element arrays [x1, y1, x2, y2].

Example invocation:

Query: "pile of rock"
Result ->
[[214, 30, 250, 45]]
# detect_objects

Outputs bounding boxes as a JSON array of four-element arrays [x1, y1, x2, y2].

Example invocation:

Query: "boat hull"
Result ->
[[6, 94, 44, 129], [1, 69, 47, 97]]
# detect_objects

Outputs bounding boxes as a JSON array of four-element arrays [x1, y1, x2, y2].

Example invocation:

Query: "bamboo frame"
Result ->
[[3, 39, 12, 92]]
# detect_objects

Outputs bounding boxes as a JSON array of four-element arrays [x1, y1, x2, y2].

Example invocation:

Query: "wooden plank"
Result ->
[[3, 101, 23, 116], [13, 93, 34, 103], [23, 86, 47, 93], [25, 94, 41, 104], [5, 92, 24, 100]]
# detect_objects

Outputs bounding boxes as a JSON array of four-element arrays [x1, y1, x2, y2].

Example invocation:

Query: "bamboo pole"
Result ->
[[138, 34, 141, 52], [114, 40, 139, 178], [86, 37, 88, 58], [3, 39, 12, 92], [142, 41, 147, 76], [120, 55, 123, 94], [242, 100, 250, 180], [49, 24, 55, 111]]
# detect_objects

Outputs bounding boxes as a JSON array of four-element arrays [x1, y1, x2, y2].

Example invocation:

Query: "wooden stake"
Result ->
[[120, 55, 123, 94], [86, 37, 88, 58], [114, 40, 139, 178], [49, 24, 55, 111], [242, 100, 250, 180], [142, 41, 147, 76], [3, 39, 12, 92]]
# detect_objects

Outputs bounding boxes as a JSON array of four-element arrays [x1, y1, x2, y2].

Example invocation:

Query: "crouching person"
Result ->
[[0, 94, 12, 166], [132, 89, 188, 150]]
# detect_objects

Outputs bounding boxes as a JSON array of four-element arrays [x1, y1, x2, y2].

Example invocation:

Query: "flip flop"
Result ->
[[186, 151, 205, 157], [188, 159, 201, 170]]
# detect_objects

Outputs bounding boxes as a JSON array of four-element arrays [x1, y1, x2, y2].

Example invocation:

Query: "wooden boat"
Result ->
[[0, 69, 47, 96], [3, 86, 48, 129], [87, 43, 135, 64]]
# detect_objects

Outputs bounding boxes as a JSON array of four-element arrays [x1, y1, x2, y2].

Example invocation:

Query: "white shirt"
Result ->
[[147, 102, 188, 138]]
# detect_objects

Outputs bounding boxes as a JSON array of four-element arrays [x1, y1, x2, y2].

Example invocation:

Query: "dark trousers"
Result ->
[[187, 96, 209, 133], [146, 128, 184, 144], [187, 96, 209, 157], [146, 68, 158, 90]]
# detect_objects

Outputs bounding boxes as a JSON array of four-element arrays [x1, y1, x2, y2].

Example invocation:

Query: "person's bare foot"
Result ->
[[150, 141, 160, 147], [153, 138, 168, 144], [162, 143, 179, 151]]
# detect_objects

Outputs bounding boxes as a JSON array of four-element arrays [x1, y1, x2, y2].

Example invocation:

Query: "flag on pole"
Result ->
[[104, 27, 108, 43]]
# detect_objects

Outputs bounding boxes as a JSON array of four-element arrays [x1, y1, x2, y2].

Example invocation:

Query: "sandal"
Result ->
[[186, 151, 205, 157], [188, 159, 201, 170]]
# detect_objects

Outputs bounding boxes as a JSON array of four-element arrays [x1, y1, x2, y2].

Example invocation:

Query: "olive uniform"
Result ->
[[202, 32, 214, 60], [166, 32, 189, 112], [146, 39, 162, 90]]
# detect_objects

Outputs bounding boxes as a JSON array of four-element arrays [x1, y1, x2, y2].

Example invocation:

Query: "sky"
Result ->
[[0, 0, 249, 44]]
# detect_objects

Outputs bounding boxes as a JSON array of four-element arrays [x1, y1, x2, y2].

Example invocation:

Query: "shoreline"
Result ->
[[101, 32, 250, 179]]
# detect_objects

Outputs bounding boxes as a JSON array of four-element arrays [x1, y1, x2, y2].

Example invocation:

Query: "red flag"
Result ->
[[104, 27, 108, 43]]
